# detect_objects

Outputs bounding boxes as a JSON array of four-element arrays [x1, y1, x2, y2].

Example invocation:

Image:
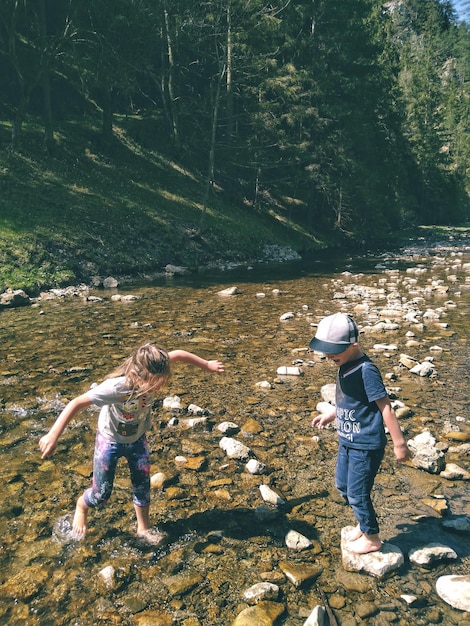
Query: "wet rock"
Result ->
[[440, 462, 470, 480], [242, 582, 280, 604], [276, 366, 303, 376], [285, 529, 312, 551], [259, 484, 286, 506], [409, 361, 436, 377], [103, 276, 119, 288], [447, 431, 470, 442], [0, 289, 30, 308], [278, 561, 323, 588], [231, 600, 285, 625], [408, 543, 458, 568], [399, 354, 419, 369], [218, 286, 239, 296], [436, 574, 470, 612], [163, 395, 183, 411], [245, 459, 267, 475], [441, 516, 470, 533], [217, 421, 240, 435], [0, 564, 50, 601], [341, 526, 404, 579], [165, 264, 188, 275], [408, 431, 446, 474], [421, 495, 449, 516], [133, 609, 174, 626], [162, 571, 203, 596], [219, 437, 251, 460], [280, 312, 295, 321], [320, 384, 336, 403]]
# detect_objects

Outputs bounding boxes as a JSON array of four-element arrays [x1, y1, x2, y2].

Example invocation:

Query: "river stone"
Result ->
[[436, 574, 470, 612], [341, 526, 404, 579], [231, 600, 285, 625], [242, 582, 280, 604], [285, 529, 312, 551], [161, 571, 203, 596], [133, 609, 174, 626], [217, 421, 240, 435], [259, 484, 286, 506], [303, 605, 326, 626], [440, 462, 470, 480], [446, 431, 470, 442], [219, 437, 251, 460], [408, 543, 458, 568], [441, 516, 470, 533], [217, 286, 239, 296], [320, 384, 336, 403], [0, 289, 30, 308], [0, 563, 49, 600], [276, 366, 303, 376], [278, 561, 323, 587]]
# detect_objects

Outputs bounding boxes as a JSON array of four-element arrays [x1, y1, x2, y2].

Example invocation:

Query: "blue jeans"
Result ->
[[83, 431, 151, 509], [335, 443, 385, 536]]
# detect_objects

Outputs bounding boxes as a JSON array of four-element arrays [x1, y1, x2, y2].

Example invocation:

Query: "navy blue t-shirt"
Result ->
[[335, 355, 388, 450]]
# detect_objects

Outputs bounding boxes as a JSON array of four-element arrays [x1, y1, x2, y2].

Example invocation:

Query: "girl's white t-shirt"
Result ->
[[86, 376, 153, 443]]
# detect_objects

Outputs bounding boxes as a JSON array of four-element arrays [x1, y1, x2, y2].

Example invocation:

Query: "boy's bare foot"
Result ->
[[136, 528, 168, 546], [348, 533, 382, 554], [72, 497, 88, 539], [347, 524, 363, 542]]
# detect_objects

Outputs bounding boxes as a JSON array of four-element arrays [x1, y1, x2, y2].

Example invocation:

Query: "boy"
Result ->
[[310, 313, 411, 554]]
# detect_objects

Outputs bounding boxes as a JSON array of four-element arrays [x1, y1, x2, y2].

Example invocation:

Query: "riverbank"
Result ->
[[2, 117, 468, 296]]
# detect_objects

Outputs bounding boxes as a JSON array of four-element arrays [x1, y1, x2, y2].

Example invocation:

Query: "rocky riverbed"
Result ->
[[0, 233, 469, 625]]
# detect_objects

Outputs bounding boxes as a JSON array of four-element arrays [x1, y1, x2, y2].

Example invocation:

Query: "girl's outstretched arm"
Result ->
[[39, 393, 92, 459], [168, 350, 224, 374]]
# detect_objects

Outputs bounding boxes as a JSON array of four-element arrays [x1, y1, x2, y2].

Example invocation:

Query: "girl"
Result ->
[[39, 344, 224, 543]]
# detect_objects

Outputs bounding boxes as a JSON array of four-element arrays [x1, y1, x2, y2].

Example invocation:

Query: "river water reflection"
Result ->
[[0, 236, 469, 625]]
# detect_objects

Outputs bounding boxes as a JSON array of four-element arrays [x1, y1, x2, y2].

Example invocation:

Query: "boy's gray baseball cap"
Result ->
[[309, 313, 359, 354]]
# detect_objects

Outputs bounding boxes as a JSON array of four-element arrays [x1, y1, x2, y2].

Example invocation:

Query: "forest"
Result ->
[[1, 0, 469, 247]]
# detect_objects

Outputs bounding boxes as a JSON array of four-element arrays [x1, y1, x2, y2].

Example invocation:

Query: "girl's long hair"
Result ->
[[107, 343, 171, 396]]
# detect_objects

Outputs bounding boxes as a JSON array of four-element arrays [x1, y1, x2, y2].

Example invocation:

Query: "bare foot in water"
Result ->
[[136, 528, 168, 546], [348, 533, 382, 554], [72, 496, 89, 539]]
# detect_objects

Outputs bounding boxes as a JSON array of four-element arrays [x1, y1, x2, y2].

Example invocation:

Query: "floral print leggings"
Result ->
[[83, 431, 151, 509]]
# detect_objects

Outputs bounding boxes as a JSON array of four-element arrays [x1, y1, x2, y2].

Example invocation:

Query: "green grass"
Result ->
[[0, 115, 323, 294]]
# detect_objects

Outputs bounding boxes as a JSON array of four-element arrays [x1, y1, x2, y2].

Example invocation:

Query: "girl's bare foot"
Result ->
[[136, 528, 168, 546], [72, 496, 89, 539], [348, 533, 382, 554]]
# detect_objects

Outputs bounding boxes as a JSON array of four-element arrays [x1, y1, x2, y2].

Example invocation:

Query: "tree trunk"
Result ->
[[197, 64, 225, 235], [38, 0, 55, 155], [163, 2, 179, 147]]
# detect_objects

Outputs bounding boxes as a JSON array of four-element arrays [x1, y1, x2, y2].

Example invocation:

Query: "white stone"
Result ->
[[276, 366, 303, 376], [408, 543, 458, 568], [303, 605, 326, 626], [440, 463, 470, 480], [242, 582, 279, 604], [341, 526, 404, 578], [219, 437, 251, 460], [218, 286, 239, 296], [245, 459, 266, 475], [259, 484, 285, 506], [285, 529, 312, 551], [280, 312, 295, 321], [436, 575, 470, 612], [217, 421, 240, 435]]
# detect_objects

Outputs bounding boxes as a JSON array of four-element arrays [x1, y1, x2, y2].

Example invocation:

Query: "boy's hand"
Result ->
[[207, 360, 224, 374], [394, 442, 412, 462], [312, 413, 335, 429]]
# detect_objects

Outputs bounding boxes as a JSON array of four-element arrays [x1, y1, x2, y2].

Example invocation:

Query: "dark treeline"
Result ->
[[1, 0, 469, 243]]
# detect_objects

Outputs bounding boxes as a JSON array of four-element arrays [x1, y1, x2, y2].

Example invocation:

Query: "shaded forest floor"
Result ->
[[0, 115, 468, 295]]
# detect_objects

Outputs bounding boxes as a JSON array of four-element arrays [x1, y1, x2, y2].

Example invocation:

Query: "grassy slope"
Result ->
[[0, 115, 325, 294]]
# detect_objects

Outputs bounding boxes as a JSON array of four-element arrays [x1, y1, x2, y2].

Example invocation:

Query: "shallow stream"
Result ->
[[0, 234, 469, 625]]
